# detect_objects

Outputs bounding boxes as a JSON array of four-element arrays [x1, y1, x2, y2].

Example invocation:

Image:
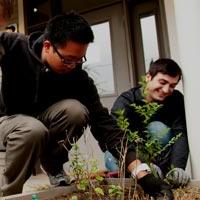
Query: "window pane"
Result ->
[[83, 22, 115, 96], [140, 15, 159, 71]]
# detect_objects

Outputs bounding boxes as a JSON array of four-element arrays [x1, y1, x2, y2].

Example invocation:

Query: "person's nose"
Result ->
[[162, 85, 171, 94]]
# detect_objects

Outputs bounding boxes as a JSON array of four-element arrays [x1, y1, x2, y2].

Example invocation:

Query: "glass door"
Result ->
[[129, 0, 170, 81], [83, 3, 132, 110]]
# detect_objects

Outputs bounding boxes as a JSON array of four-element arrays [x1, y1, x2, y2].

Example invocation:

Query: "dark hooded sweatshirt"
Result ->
[[0, 31, 136, 166]]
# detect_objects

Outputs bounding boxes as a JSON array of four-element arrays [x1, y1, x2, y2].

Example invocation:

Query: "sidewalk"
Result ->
[[2, 173, 77, 200], [1, 152, 51, 194], [23, 173, 51, 194]]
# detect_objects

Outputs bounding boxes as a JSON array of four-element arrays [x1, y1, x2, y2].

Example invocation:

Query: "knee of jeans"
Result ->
[[148, 121, 168, 132], [147, 121, 172, 146]]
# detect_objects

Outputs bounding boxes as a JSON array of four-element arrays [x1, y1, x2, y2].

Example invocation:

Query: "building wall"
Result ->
[[164, 0, 200, 179]]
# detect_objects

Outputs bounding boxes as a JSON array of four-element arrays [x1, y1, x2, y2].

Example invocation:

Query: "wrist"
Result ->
[[131, 163, 151, 179], [137, 170, 150, 179]]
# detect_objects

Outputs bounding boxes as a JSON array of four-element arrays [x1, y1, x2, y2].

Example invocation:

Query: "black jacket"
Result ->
[[111, 86, 189, 173], [0, 31, 136, 165]]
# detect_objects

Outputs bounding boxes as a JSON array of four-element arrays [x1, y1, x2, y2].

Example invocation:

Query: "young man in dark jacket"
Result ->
[[105, 58, 190, 188], [0, 13, 173, 199]]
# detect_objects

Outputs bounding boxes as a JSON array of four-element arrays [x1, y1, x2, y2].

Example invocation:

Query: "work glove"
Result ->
[[150, 163, 164, 179], [138, 174, 174, 200], [104, 150, 119, 172], [166, 167, 190, 188]]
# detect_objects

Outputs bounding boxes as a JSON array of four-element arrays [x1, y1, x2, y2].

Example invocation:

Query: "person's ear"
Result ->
[[146, 73, 152, 82], [43, 40, 51, 52]]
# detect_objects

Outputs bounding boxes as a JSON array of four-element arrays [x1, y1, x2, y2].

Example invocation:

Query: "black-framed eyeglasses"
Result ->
[[52, 43, 87, 65]]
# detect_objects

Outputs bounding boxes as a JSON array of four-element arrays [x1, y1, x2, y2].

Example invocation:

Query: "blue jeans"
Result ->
[[148, 121, 172, 147], [104, 121, 172, 171]]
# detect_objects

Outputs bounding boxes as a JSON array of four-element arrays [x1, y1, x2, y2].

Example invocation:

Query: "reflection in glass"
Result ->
[[83, 22, 115, 96], [140, 15, 159, 71]]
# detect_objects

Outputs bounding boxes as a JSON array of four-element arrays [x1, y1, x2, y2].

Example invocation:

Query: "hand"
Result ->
[[104, 151, 119, 171], [138, 174, 174, 200], [166, 168, 190, 187], [150, 163, 164, 179]]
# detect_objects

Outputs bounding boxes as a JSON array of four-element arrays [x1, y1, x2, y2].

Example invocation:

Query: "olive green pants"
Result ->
[[0, 99, 89, 196]]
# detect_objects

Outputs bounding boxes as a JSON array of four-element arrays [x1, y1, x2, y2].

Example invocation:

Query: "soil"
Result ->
[[47, 182, 200, 200], [49, 184, 148, 200], [173, 186, 200, 200]]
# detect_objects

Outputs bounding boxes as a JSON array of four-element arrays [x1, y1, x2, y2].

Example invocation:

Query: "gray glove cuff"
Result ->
[[131, 163, 151, 178]]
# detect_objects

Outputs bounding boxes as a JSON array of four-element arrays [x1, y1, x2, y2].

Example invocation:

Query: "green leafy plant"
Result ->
[[69, 143, 89, 190], [69, 141, 135, 199], [115, 77, 182, 166], [69, 142, 108, 198], [108, 185, 123, 197]]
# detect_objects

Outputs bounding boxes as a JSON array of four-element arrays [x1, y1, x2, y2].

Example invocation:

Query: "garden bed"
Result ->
[[2, 179, 200, 200]]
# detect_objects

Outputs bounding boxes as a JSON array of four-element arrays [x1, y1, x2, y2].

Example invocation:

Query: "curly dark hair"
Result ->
[[44, 12, 94, 47]]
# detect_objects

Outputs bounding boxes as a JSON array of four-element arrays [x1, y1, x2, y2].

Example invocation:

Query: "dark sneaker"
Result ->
[[48, 170, 71, 186]]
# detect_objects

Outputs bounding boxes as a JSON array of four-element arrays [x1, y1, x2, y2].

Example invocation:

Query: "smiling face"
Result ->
[[145, 72, 180, 102], [42, 40, 88, 74]]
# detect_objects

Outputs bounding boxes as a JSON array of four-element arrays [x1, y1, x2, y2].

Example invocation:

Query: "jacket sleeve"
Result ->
[[81, 77, 136, 166], [0, 33, 6, 62], [170, 92, 189, 170], [0, 32, 23, 63], [170, 115, 189, 170], [111, 88, 143, 133], [0, 43, 5, 62], [111, 89, 135, 120]]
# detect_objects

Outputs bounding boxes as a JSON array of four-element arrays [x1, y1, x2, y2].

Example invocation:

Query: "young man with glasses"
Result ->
[[0, 13, 173, 199]]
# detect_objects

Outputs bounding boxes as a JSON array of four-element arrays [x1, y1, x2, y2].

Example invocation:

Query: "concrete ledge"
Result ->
[[188, 179, 200, 187], [2, 185, 77, 200]]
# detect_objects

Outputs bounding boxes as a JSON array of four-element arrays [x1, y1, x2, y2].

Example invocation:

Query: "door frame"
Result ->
[[128, 0, 170, 82], [83, 3, 133, 109]]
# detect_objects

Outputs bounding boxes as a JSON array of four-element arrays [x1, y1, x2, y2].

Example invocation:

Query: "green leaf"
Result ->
[[94, 187, 104, 196], [96, 175, 104, 181], [69, 195, 78, 200]]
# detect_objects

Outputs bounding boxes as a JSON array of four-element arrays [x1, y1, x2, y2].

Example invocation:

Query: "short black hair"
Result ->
[[148, 58, 182, 81], [44, 12, 94, 47]]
